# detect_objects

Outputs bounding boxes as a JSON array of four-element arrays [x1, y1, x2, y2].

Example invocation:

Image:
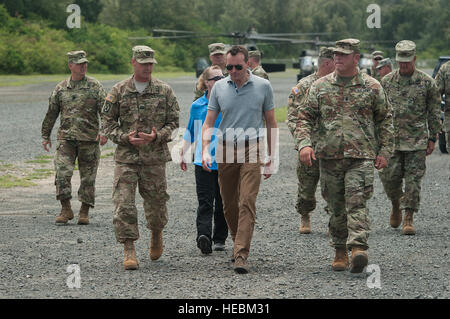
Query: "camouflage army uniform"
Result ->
[[287, 72, 320, 216], [296, 69, 394, 249], [194, 43, 228, 101], [101, 76, 180, 243], [42, 75, 106, 207], [379, 68, 441, 213], [371, 68, 382, 82], [435, 60, 450, 149], [251, 65, 269, 80], [371, 51, 384, 82]]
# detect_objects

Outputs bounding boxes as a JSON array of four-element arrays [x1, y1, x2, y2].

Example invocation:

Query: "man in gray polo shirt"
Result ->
[[201, 45, 277, 274]]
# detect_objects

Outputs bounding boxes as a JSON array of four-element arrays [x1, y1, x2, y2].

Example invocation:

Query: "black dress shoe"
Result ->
[[197, 235, 212, 254]]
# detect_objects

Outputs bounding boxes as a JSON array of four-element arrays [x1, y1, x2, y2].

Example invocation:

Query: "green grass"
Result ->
[[25, 168, 54, 180], [24, 154, 54, 164], [0, 174, 37, 188], [100, 152, 114, 159], [0, 163, 14, 171], [275, 106, 288, 123]]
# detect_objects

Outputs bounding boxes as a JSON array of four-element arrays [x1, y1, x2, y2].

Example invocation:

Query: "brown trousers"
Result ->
[[217, 142, 263, 260]]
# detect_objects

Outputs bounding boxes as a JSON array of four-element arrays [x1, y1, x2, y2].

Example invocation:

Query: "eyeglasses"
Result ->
[[207, 75, 225, 81], [226, 64, 243, 71]]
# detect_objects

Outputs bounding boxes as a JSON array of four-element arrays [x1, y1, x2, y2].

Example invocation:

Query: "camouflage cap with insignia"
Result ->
[[319, 47, 334, 59], [333, 39, 360, 54], [248, 50, 261, 59], [208, 43, 226, 55], [67, 50, 89, 64], [133, 45, 158, 64], [376, 58, 392, 69], [372, 50, 384, 60], [395, 40, 416, 62]]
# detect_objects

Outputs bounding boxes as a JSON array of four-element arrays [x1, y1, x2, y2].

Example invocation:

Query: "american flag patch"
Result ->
[[105, 94, 115, 103], [292, 87, 300, 95]]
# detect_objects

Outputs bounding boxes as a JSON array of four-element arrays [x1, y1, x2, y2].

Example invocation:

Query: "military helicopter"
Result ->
[[129, 27, 335, 77]]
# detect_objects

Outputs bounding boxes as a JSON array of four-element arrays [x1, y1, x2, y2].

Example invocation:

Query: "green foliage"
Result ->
[[0, 0, 448, 75]]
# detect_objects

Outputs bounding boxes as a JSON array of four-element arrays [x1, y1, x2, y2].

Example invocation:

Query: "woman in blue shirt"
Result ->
[[180, 66, 228, 254]]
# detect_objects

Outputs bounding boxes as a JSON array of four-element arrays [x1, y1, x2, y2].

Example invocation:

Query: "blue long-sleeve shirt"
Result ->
[[183, 91, 222, 170]]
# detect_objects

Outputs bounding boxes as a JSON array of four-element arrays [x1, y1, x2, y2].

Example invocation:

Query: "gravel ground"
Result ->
[[0, 71, 449, 301]]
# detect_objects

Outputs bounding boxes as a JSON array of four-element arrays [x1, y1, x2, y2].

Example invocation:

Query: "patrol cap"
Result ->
[[132, 45, 158, 64], [208, 43, 226, 55], [395, 40, 416, 62], [67, 50, 88, 64], [333, 39, 360, 54], [319, 47, 335, 59], [376, 58, 392, 70], [248, 50, 261, 59], [372, 50, 384, 60]]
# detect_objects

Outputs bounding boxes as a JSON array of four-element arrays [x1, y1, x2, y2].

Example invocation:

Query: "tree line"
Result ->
[[0, 0, 448, 74]]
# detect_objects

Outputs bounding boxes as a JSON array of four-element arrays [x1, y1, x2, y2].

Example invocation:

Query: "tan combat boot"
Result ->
[[332, 247, 349, 271], [402, 209, 416, 235], [55, 199, 74, 224], [150, 230, 163, 260], [123, 240, 138, 270], [299, 214, 311, 234], [350, 246, 368, 273], [77, 203, 90, 225], [389, 200, 402, 228]]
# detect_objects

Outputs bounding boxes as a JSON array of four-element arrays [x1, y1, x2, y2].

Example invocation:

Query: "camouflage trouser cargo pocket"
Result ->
[[54, 140, 100, 205], [296, 159, 320, 215], [379, 150, 426, 212], [112, 163, 169, 243], [320, 158, 373, 249]]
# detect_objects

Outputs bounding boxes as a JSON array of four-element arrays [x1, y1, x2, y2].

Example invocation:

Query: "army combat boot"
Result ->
[[123, 240, 138, 270], [332, 247, 349, 271], [55, 199, 74, 224], [350, 246, 368, 273], [77, 203, 90, 225], [150, 229, 163, 260], [402, 209, 416, 235], [299, 214, 311, 234], [389, 199, 402, 228]]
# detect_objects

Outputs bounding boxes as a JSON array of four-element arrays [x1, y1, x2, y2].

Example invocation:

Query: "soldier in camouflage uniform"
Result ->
[[286, 47, 335, 234], [435, 60, 450, 152], [379, 40, 441, 236], [194, 43, 228, 100], [248, 50, 269, 80], [376, 58, 393, 80], [296, 39, 394, 273], [101, 46, 180, 270], [370, 50, 384, 82], [41, 50, 107, 226]]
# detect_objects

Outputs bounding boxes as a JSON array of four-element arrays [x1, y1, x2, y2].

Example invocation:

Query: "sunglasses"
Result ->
[[207, 75, 225, 81], [226, 64, 243, 71]]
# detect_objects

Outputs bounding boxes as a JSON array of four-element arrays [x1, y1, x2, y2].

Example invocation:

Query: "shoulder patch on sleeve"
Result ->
[[292, 87, 300, 95], [105, 94, 116, 103]]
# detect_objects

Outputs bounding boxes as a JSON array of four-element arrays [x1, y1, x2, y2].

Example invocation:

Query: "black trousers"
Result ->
[[195, 165, 228, 244]]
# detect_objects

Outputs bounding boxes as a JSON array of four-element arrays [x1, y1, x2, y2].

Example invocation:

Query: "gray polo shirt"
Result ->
[[208, 71, 274, 142]]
